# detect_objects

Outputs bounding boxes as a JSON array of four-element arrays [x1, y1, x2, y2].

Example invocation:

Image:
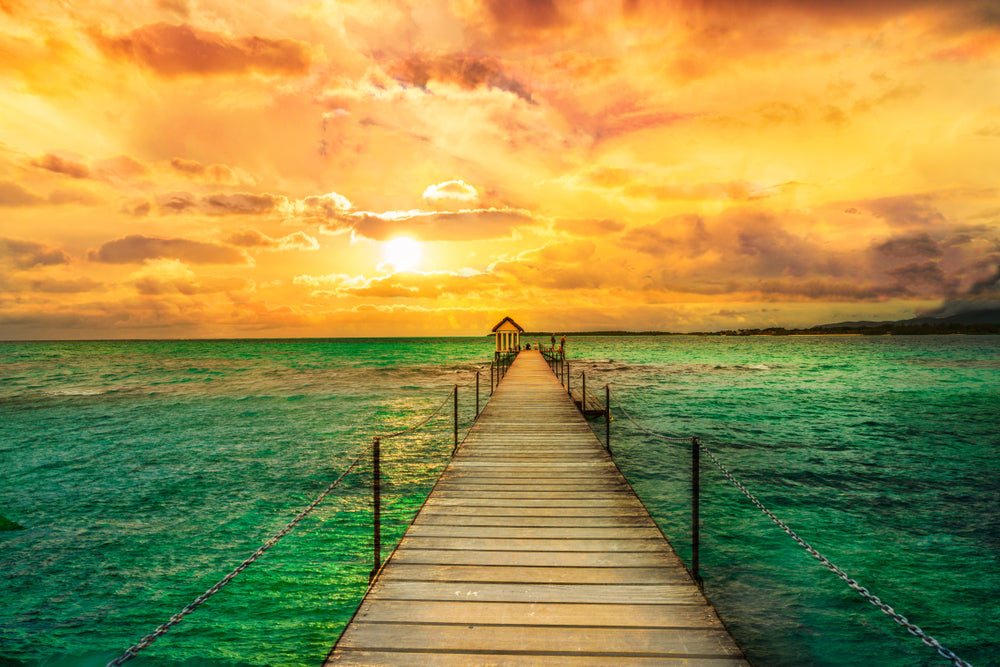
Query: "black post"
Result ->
[[453, 385, 459, 455], [582, 371, 586, 412], [692, 436, 703, 588], [370, 436, 381, 583], [476, 371, 480, 417], [605, 384, 611, 453], [566, 362, 570, 394], [490, 361, 494, 395]]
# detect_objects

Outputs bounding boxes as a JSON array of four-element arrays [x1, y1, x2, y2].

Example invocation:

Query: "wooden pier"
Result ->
[[326, 350, 747, 666]]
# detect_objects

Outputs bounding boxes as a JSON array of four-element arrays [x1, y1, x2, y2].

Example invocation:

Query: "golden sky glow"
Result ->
[[2, 0, 999, 338]]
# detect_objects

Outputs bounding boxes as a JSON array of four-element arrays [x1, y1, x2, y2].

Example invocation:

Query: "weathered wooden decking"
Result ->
[[326, 350, 747, 666]]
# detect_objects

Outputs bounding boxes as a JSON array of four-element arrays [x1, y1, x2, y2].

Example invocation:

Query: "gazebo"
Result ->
[[491, 316, 524, 355]]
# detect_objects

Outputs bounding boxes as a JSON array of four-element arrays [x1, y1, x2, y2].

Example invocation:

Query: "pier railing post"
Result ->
[[476, 371, 480, 417], [370, 436, 381, 584], [582, 371, 586, 412], [453, 385, 459, 455], [490, 361, 495, 395], [605, 384, 611, 454], [692, 436, 703, 588]]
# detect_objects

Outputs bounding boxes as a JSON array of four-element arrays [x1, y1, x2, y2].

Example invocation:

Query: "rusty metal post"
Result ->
[[369, 436, 381, 583], [605, 384, 611, 453], [692, 436, 703, 588], [453, 385, 459, 455]]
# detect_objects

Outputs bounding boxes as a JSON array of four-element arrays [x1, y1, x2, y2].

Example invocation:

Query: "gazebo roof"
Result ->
[[490, 316, 525, 333]]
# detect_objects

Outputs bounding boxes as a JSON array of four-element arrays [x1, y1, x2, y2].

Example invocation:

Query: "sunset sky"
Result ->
[[2, 0, 999, 338]]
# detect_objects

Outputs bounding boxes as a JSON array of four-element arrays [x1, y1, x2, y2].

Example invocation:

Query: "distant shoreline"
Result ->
[[527, 323, 1000, 337]]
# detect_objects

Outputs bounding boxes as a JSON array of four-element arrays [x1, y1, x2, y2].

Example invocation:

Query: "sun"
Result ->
[[383, 236, 422, 271]]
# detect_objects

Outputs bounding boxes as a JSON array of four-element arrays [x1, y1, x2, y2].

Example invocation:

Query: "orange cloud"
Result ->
[[88, 235, 247, 265], [0, 181, 45, 207], [169, 158, 250, 185], [90, 22, 314, 78], [338, 208, 537, 242], [385, 53, 532, 101], [31, 153, 90, 179], [154, 191, 285, 216], [1, 237, 72, 269], [226, 230, 319, 251]]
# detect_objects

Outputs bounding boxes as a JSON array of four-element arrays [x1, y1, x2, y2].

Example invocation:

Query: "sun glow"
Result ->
[[383, 236, 422, 271]]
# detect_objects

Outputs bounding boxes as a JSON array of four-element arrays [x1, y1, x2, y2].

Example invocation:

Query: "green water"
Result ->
[[1, 336, 997, 665]]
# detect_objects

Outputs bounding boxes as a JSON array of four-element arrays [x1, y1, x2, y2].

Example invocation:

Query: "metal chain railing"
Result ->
[[609, 389, 973, 667], [107, 386, 461, 667], [106, 443, 372, 666], [379, 385, 456, 440]]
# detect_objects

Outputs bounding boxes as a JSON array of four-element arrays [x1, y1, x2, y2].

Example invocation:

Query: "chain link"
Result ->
[[609, 391, 973, 667], [694, 438, 972, 667], [379, 385, 455, 440], [609, 389, 691, 443], [106, 443, 371, 666], [108, 385, 458, 666]]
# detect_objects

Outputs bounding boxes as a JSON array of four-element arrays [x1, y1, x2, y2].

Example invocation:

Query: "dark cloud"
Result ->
[[156, 191, 198, 213], [626, 0, 1000, 33], [0, 237, 72, 269], [862, 195, 948, 228], [0, 181, 44, 206], [89, 235, 247, 264], [201, 193, 281, 216], [873, 232, 943, 259], [27, 277, 102, 293], [886, 261, 948, 289], [170, 157, 205, 175], [31, 153, 90, 179], [486, 0, 563, 31], [91, 22, 313, 78], [621, 213, 711, 257], [169, 157, 242, 184], [154, 191, 280, 216], [122, 199, 153, 217], [386, 53, 533, 102]]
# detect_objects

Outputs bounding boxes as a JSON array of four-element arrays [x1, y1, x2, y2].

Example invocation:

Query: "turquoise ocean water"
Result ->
[[1, 336, 997, 666]]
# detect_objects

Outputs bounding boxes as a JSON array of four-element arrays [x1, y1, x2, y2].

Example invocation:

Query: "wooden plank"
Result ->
[[325, 350, 747, 666], [377, 564, 693, 584], [405, 525, 665, 539], [413, 515, 656, 527], [331, 651, 748, 666], [388, 549, 686, 568], [369, 580, 706, 604], [351, 599, 725, 627], [336, 624, 743, 657]]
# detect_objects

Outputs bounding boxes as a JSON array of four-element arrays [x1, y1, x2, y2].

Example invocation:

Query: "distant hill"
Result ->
[[818, 307, 1000, 329]]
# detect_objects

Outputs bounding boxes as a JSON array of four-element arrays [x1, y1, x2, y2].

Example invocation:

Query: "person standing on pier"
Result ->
[[559, 334, 566, 359]]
